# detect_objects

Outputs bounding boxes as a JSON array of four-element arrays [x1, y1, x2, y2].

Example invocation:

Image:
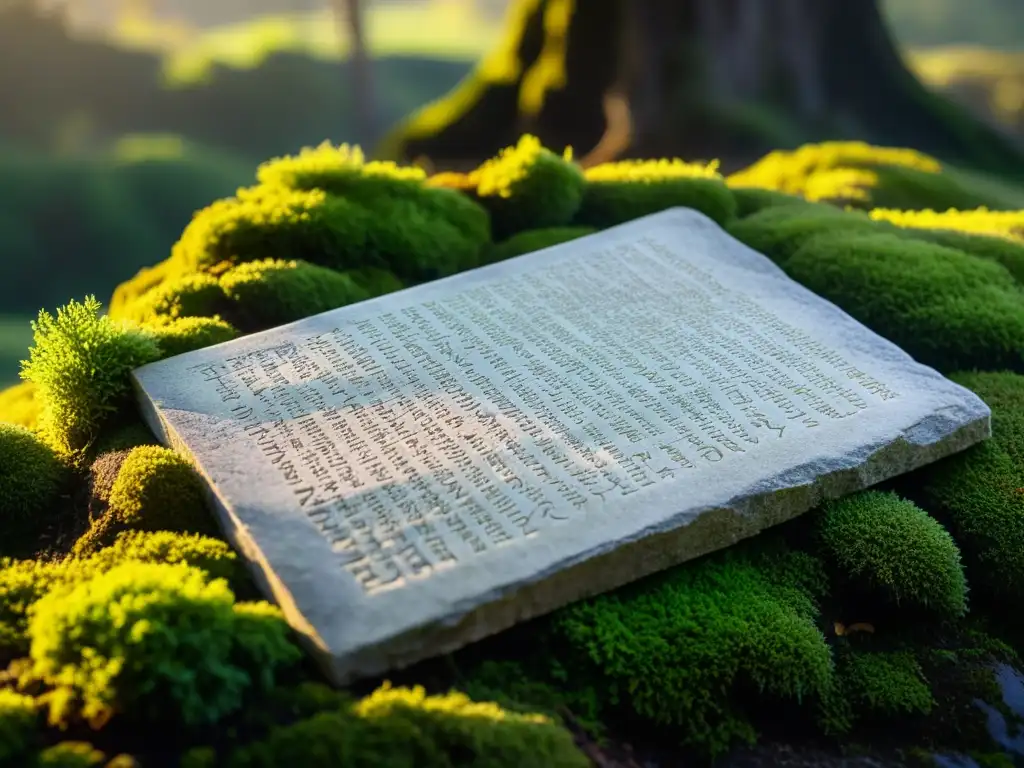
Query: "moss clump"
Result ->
[[0, 423, 65, 524], [107, 258, 175, 320], [22, 562, 300, 728], [112, 272, 227, 325], [256, 143, 491, 258], [918, 371, 1024, 605], [576, 159, 737, 228], [0, 688, 38, 765], [0, 382, 41, 431], [1, 531, 242, 653], [33, 742, 106, 767], [552, 542, 832, 757], [20, 297, 161, 458], [782, 233, 1024, 372], [470, 135, 585, 239], [729, 186, 809, 218], [221, 684, 589, 768], [219, 259, 371, 331], [172, 171, 487, 284], [75, 446, 213, 554], [821, 648, 934, 735], [817, 491, 968, 617], [486, 226, 596, 263], [726, 202, 891, 266], [148, 315, 239, 359]]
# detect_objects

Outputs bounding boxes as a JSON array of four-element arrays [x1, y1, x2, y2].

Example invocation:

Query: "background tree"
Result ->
[[379, 0, 1024, 174]]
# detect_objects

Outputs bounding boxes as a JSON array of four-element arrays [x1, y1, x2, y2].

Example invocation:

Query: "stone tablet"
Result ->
[[132, 207, 991, 684]]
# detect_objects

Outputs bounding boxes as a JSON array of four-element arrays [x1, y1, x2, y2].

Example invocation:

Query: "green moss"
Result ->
[[918, 371, 1024, 604], [149, 316, 239, 358], [0, 422, 65, 530], [820, 648, 934, 735], [256, 144, 491, 256], [0, 688, 38, 765], [575, 176, 737, 229], [222, 684, 589, 768], [782, 233, 1024, 372], [0, 381, 40, 431], [907, 228, 1024, 287], [113, 272, 227, 325], [816, 491, 968, 617], [1, 531, 242, 654], [867, 165, 1024, 212], [486, 226, 596, 263], [729, 186, 809, 218], [725, 203, 890, 266], [32, 742, 106, 767], [107, 258, 175, 320], [472, 136, 585, 239], [171, 182, 485, 284], [75, 445, 214, 554], [551, 542, 832, 757], [20, 297, 162, 458], [219, 259, 371, 331], [22, 562, 299, 728]]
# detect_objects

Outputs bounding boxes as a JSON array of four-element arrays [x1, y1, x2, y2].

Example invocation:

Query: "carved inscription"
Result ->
[[188, 234, 900, 595]]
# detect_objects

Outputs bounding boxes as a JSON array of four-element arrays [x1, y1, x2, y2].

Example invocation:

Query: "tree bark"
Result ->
[[331, 0, 377, 147], [380, 0, 1024, 175]]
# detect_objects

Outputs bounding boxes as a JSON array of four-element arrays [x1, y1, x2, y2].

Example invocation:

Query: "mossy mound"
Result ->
[[782, 232, 1024, 372], [816, 491, 967, 618], [74, 445, 215, 554], [917, 371, 1024, 607], [486, 226, 596, 263], [3, 135, 1024, 765], [0, 424, 65, 525]]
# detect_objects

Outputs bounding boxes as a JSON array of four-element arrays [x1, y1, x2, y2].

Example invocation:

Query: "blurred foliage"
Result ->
[[882, 0, 1024, 50], [908, 47, 1024, 142]]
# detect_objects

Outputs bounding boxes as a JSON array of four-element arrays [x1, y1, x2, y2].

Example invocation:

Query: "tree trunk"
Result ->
[[331, 0, 377, 147], [379, 0, 1024, 175]]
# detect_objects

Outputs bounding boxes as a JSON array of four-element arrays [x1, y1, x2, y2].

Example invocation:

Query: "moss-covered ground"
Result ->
[[3, 137, 1024, 766]]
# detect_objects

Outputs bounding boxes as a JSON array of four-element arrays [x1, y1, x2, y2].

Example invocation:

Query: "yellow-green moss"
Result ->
[[576, 158, 737, 228], [918, 371, 1024, 604], [0, 423, 65, 524], [909, 228, 1024, 287], [32, 742, 106, 767], [820, 648, 934, 735], [0, 688, 38, 766], [1, 531, 241, 655], [219, 259, 371, 331], [486, 226, 596, 263], [782, 232, 1024, 372], [22, 562, 299, 728], [218, 684, 589, 768], [113, 272, 227, 325], [75, 446, 214, 554], [729, 186, 809, 218], [20, 297, 162, 458], [148, 315, 239, 359], [471, 135, 584, 238], [0, 382, 40, 431], [726, 202, 893, 266], [816, 491, 967, 617], [171, 177, 487, 284], [107, 258, 176, 320], [552, 542, 832, 757]]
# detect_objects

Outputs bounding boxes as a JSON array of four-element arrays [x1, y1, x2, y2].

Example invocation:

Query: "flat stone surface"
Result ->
[[132, 208, 991, 684]]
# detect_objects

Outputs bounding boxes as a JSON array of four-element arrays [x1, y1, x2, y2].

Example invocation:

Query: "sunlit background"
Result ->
[[1, 0, 1022, 387]]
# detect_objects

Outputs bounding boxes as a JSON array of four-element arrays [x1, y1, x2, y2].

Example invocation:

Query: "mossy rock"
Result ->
[[816, 491, 967, 618], [486, 226, 597, 263], [74, 445, 216, 554], [575, 175, 738, 229], [0, 423, 66, 556], [781, 232, 1024, 372], [917, 371, 1024, 606]]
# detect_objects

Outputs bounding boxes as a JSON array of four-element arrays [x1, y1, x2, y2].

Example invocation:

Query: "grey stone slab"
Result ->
[[132, 207, 991, 685]]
